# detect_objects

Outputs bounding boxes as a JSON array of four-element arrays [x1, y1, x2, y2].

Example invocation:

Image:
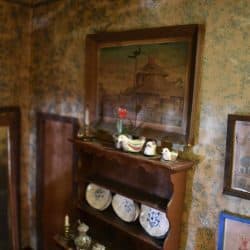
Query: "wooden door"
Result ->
[[36, 113, 78, 250]]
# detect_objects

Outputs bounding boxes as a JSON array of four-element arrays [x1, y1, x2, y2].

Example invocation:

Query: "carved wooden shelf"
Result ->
[[71, 138, 193, 172], [71, 138, 194, 250], [78, 203, 163, 249], [85, 174, 167, 212], [54, 235, 75, 250]]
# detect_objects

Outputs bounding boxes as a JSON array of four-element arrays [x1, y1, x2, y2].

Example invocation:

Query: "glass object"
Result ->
[[116, 119, 123, 134], [74, 221, 92, 250], [116, 107, 127, 134]]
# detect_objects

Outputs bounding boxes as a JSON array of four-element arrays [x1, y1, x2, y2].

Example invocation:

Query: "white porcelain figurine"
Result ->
[[161, 148, 178, 161], [162, 147, 171, 161], [144, 141, 157, 156]]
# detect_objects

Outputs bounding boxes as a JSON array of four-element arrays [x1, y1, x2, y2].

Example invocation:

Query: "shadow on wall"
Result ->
[[194, 227, 215, 250]]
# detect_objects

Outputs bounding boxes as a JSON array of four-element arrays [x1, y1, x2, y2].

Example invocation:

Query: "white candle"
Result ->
[[85, 105, 89, 126], [65, 214, 69, 227]]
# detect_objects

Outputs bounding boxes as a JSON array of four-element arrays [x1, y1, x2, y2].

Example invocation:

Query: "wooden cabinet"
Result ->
[[72, 139, 193, 250]]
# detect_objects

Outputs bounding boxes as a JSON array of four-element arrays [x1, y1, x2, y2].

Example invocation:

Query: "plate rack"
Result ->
[[72, 138, 194, 250]]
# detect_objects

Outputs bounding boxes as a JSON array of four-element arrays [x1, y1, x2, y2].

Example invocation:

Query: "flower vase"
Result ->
[[116, 119, 123, 135]]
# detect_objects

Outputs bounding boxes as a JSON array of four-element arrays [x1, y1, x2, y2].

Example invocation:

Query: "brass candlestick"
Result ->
[[81, 125, 95, 141], [64, 224, 70, 241], [77, 106, 95, 141], [77, 125, 92, 140], [63, 214, 71, 241], [84, 125, 90, 137]]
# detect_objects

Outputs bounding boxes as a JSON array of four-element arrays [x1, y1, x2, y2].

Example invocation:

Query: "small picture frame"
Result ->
[[218, 211, 250, 250], [223, 114, 250, 200]]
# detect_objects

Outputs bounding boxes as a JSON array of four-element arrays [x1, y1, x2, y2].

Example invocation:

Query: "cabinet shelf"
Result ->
[[77, 202, 164, 250], [84, 174, 168, 212], [54, 235, 75, 250], [72, 138, 194, 250], [71, 139, 194, 173]]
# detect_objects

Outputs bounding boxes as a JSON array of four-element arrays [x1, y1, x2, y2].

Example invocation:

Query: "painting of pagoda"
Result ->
[[98, 41, 190, 134]]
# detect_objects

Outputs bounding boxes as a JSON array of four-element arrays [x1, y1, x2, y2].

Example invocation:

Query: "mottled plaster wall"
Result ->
[[29, 0, 250, 249], [0, 1, 32, 247], [0, 2, 30, 106]]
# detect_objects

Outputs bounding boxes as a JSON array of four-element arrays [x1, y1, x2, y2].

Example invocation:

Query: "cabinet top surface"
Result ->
[[71, 138, 194, 173]]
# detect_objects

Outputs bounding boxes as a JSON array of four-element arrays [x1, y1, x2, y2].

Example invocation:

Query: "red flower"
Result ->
[[118, 107, 127, 119]]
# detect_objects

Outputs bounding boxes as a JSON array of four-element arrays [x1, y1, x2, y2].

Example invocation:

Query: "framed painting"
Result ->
[[85, 25, 203, 144], [223, 114, 250, 200], [218, 211, 250, 250]]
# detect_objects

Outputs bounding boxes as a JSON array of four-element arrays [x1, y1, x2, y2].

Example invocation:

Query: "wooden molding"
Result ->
[[1, 0, 63, 8], [0, 106, 21, 250]]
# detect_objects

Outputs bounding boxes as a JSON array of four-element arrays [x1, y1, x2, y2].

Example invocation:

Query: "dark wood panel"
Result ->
[[36, 113, 78, 250], [54, 235, 75, 250], [0, 107, 20, 250]]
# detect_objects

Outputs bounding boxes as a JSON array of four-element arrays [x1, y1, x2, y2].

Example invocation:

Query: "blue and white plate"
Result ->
[[112, 194, 140, 222], [85, 183, 112, 211], [139, 205, 169, 238]]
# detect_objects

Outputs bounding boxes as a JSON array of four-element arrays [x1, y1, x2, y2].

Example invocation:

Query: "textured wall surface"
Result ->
[[30, 1, 250, 249], [1, 0, 250, 249], [0, 2, 32, 246], [0, 2, 30, 107], [32, 0, 250, 250]]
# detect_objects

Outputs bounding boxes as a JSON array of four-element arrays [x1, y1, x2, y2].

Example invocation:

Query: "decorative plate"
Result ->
[[85, 183, 112, 211], [139, 205, 169, 238], [112, 194, 140, 222]]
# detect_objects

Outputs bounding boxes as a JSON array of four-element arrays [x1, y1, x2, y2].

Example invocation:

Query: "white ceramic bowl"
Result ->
[[85, 183, 112, 211], [112, 194, 140, 222], [139, 204, 169, 238]]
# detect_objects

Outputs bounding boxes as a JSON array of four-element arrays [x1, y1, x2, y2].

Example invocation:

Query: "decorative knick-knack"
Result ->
[[144, 140, 157, 156], [116, 107, 127, 134], [116, 134, 145, 153], [74, 221, 92, 250], [92, 243, 106, 250], [161, 147, 178, 161], [64, 214, 70, 241]]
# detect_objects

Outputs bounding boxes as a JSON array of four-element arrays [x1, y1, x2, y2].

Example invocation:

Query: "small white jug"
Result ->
[[144, 141, 157, 156], [162, 148, 178, 161], [162, 148, 171, 161]]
